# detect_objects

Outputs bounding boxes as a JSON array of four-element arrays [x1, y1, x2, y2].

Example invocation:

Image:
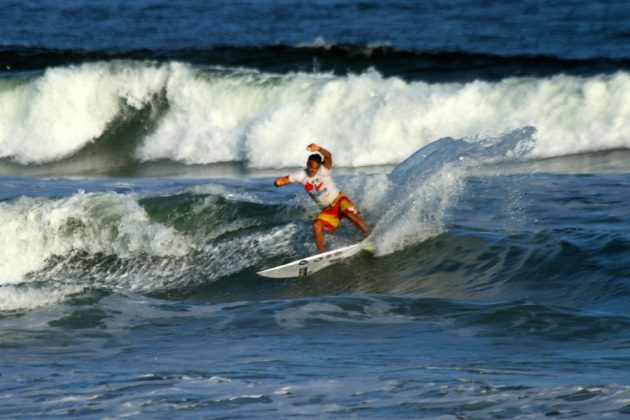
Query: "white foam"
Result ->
[[372, 164, 465, 255], [0, 192, 189, 285], [334, 173, 392, 220], [0, 284, 85, 312], [355, 128, 534, 255], [185, 182, 260, 203], [0, 188, 300, 311], [297, 36, 332, 49], [0, 61, 167, 164], [1, 62, 628, 167], [127, 69, 630, 167]]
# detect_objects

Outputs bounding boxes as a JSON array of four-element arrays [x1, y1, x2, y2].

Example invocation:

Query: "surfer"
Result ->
[[274, 144, 370, 253]]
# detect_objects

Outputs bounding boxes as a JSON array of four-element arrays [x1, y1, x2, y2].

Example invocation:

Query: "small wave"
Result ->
[[0, 191, 189, 286], [0, 186, 300, 311], [266, 296, 630, 340]]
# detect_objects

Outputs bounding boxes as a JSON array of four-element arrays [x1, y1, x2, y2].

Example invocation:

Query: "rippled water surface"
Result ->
[[1, 0, 630, 417]]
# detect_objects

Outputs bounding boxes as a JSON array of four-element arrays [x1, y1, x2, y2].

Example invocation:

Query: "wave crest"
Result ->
[[1, 62, 628, 169]]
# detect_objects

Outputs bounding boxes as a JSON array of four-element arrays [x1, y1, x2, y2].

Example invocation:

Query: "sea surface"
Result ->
[[1, 1, 630, 418]]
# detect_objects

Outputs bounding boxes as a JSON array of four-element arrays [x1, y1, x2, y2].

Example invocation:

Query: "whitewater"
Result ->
[[1, 61, 629, 169], [2, 1, 630, 416]]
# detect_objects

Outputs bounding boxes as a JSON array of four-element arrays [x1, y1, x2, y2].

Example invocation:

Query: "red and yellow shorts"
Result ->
[[316, 192, 358, 232]]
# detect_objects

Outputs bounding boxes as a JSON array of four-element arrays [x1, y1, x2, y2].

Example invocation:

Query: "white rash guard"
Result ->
[[289, 166, 341, 208]]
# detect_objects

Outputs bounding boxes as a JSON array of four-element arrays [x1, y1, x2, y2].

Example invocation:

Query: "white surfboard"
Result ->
[[257, 241, 374, 278]]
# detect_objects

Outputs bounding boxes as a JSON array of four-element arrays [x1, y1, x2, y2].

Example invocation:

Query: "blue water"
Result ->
[[3, 0, 630, 59], [1, 1, 630, 418]]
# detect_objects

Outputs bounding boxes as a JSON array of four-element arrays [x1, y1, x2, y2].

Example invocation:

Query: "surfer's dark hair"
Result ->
[[307, 154, 322, 164]]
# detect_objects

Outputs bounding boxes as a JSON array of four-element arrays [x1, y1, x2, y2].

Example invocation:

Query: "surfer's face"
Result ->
[[306, 160, 321, 177]]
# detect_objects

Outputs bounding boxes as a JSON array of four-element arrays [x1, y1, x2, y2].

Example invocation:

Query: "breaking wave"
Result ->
[[0, 61, 628, 170]]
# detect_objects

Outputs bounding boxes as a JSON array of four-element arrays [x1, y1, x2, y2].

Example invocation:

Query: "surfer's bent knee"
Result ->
[[314, 219, 334, 233]]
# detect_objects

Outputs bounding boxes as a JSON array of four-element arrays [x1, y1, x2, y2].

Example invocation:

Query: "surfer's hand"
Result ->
[[306, 143, 321, 152], [274, 176, 291, 187]]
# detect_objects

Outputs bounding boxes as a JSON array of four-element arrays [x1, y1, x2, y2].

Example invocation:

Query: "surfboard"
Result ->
[[257, 241, 374, 278]]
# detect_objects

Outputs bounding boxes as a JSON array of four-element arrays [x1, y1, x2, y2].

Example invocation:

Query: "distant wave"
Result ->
[[1, 61, 628, 168], [2, 45, 630, 82]]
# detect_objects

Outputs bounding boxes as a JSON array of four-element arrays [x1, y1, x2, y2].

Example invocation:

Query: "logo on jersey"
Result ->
[[305, 180, 324, 193]]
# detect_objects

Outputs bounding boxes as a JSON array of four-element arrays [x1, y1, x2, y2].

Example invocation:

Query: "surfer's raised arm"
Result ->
[[275, 143, 333, 188], [307, 143, 332, 169]]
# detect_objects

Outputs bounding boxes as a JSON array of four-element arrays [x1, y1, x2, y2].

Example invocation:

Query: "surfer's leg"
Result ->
[[313, 220, 326, 253], [338, 194, 369, 235], [313, 206, 340, 253], [346, 211, 370, 235]]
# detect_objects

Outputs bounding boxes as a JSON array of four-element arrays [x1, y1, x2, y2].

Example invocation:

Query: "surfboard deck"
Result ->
[[257, 241, 374, 278]]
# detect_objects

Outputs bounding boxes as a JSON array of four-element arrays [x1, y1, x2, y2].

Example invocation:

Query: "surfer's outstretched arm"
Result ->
[[274, 176, 292, 187]]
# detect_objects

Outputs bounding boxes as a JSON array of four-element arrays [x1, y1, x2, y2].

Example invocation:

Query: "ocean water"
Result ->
[[1, 1, 630, 418]]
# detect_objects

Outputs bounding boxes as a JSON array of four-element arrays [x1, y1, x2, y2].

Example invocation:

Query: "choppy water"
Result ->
[[1, 1, 630, 418]]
